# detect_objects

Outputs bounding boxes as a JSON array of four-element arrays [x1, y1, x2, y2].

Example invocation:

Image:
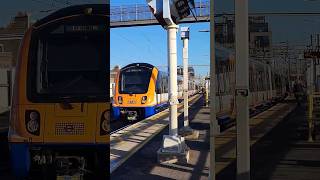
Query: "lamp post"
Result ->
[[147, 0, 196, 164], [235, 0, 250, 179], [179, 27, 199, 139], [198, 1, 220, 178], [209, 0, 219, 179]]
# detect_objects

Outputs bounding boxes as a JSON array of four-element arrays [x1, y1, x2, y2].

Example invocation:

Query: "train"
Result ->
[[112, 63, 199, 121], [8, 4, 108, 179], [112, 46, 287, 122], [208, 46, 287, 115]]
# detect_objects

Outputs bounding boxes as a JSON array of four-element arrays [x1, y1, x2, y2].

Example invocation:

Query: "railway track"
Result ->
[[110, 93, 202, 134], [110, 93, 286, 134]]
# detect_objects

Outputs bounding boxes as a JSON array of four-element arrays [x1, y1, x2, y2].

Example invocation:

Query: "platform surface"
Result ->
[[110, 94, 203, 173], [111, 98, 298, 180]]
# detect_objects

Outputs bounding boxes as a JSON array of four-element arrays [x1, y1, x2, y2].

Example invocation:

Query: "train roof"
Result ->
[[33, 4, 108, 28], [121, 63, 155, 70]]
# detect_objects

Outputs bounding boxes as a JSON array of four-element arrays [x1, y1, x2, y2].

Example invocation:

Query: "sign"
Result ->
[[180, 26, 189, 38], [147, 0, 195, 28], [174, 0, 190, 19], [147, 0, 166, 27], [65, 25, 105, 32]]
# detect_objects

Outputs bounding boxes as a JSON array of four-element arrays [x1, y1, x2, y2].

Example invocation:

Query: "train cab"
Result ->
[[8, 4, 109, 179], [113, 63, 169, 121]]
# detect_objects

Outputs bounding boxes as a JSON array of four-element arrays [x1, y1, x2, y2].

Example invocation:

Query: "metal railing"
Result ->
[[110, 1, 320, 27], [110, 0, 210, 23]]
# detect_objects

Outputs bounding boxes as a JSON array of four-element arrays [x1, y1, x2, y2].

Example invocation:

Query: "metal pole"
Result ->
[[268, 64, 273, 99], [316, 34, 320, 91], [167, 24, 179, 137], [235, 0, 250, 179], [287, 41, 291, 92], [209, 0, 218, 179], [120, 5, 123, 21], [308, 59, 314, 142], [206, 78, 210, 106], [200, 0, 202, 16], [264, 65, 268, 100], [135, 4, 138, 21], [183, 37, 189, 127]]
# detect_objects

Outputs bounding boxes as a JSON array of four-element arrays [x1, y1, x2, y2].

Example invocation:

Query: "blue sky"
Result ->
[[0, 0, 105, 26], [110, 0, 211, 75], [110, 22, 210, 74], [110, 0, 320, 76], [0, 1, 320, 76]]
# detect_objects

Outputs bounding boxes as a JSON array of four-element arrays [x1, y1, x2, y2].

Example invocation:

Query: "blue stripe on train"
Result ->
[[9, 143, 30, 178], [112, 107, 121, 120], [112, 102, 169, 120], [145, 102, 169, 118], [144, 106, 155, 118], [9, 143, 107, 178]]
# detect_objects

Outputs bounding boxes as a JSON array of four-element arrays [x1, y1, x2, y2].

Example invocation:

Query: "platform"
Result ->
[[110, 94, 203, 173], [111, 97, 298, 179]]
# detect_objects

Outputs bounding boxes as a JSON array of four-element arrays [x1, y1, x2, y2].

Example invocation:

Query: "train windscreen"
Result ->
[[28, 16, 108, 102], [119, 66, 152, 94]]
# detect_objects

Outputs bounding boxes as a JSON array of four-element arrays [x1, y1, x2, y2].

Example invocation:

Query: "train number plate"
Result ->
[[128, 99, 136, 104]]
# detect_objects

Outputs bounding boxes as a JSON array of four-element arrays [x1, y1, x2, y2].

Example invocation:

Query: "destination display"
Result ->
[[65, 25, 106, 32]]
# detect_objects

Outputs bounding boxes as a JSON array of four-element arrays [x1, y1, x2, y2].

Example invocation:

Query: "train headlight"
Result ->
[[118, 96, 123, 104], [27, 119, 39, 133], [103, 111, 109, 120], [101, 119, 108, 132], [141, 96, 147, 104], [100, 111, 109, 135], [25, 110, 40, 135]]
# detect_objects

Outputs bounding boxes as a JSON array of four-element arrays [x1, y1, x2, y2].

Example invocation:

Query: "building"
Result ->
[[110, 65, 121, 98], [0, 12, 29, 113], [177, 66, 195, 78], [215, 16, 273, 64], [248, 16, 273, 64], [215, 16, 235, 49], [273, 42, 307, 90]]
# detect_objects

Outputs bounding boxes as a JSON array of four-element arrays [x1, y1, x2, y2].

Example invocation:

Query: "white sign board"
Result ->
[[147, 0, 195, 28]]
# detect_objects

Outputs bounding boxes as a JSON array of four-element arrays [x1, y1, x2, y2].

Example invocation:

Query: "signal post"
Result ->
[[179, 27, 199, 140], [147, 0, 196, 164]]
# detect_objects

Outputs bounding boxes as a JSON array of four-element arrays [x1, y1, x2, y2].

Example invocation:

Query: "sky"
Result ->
[[110, 0, 320, 76], [0, 0, 106, 26], [0, 1, 320, 76]]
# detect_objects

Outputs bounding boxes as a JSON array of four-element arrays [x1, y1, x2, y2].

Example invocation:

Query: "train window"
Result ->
[[259, 71, 262, 91], [256, 72, 259, 91], [119, 66, 152, 94], [35, 34, 105, 94], [28, 16, 108, 102], [163, 75, 169, 93], [156, 72, 162, 94], [260, 72, 262, 91], [223, 71, 226, 94], [263, 71, 266, 91]]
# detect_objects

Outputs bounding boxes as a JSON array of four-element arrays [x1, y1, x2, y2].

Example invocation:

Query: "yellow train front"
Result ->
[[8, 4, 108, 179], [113, 63, 171, 121]]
